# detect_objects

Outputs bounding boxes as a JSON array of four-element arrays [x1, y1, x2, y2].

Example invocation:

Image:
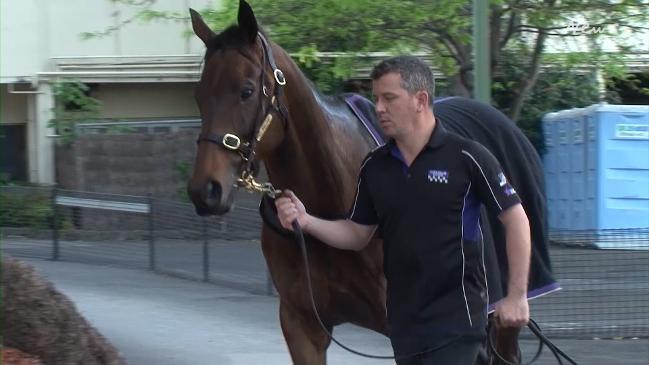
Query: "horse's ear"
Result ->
[[237, 0, 258, 44], [189, 8, 216, 46]]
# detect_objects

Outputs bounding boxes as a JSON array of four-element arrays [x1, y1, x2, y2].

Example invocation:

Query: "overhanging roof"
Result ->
[[31, 52, 649, 84]]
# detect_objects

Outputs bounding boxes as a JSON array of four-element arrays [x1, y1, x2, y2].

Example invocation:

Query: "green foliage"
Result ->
[[0, 191, 61, 230], [80, 0, 168, 40], [191, 0, 645, 117], [95, 0, 648, 126], [493, 47, 604, 154], [608, 71, 649, 105], [49, 80, 102, 145]]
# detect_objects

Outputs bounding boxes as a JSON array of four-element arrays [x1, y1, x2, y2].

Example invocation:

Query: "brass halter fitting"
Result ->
[[222, 133, 242, 150], [236, 171, 281, 198]]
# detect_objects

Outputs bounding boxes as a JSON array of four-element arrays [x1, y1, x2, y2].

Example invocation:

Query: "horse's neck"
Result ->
[[265, 63, 368, 216]]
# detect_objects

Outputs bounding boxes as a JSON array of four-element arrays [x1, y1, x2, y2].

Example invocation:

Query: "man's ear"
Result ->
[[416, 90, 429, 112]]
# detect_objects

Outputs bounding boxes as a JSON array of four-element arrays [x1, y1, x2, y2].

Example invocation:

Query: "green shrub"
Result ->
[[0, 191, 59, 230]]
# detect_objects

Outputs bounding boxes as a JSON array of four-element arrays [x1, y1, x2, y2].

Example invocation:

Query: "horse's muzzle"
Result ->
[[188, 180, 232, 216]]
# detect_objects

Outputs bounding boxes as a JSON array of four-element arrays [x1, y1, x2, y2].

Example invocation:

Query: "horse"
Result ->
[[187, 1, 557, 364]]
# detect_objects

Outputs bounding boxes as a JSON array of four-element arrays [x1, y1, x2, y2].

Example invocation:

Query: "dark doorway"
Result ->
[[0, 124, 27, 182]]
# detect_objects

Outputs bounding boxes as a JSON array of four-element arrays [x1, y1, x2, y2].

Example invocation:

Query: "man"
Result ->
[[275, 56, 530, 364]]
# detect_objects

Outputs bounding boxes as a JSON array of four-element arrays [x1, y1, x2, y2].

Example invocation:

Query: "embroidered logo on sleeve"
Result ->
[[498, 172, 517, 196], [498, 172, 508, 187], [428, 169, 449, 184]]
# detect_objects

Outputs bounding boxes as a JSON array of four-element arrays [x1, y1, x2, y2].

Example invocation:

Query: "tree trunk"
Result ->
[[506, 29, 547, 122]]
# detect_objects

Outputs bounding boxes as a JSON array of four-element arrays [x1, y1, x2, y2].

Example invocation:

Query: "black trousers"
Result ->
[[395, 337, 488, 365]]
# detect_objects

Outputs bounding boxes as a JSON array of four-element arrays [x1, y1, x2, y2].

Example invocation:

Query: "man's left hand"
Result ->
[[494, 295, 529, 328]]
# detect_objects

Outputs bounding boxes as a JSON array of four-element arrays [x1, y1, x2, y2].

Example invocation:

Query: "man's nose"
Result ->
[[375, 99, 385, 114]]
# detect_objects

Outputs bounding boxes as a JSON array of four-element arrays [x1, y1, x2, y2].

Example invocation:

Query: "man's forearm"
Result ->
[[303, 216, 375, 251], [502, 206, 531, 297]]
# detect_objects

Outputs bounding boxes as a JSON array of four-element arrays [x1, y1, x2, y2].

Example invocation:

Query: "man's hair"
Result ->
[[370, 56, 435, 106]]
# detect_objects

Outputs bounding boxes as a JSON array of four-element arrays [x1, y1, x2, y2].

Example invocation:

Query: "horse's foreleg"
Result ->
[[279, 301, 332, 365]]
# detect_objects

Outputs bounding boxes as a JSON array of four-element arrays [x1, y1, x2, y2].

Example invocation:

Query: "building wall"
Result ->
[[56, 131, 197, 198], [1, 0, 217, 83], [93, 83, 198, 120]]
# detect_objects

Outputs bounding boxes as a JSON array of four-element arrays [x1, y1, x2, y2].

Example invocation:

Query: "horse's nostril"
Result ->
[[206, 181, 221, 207]]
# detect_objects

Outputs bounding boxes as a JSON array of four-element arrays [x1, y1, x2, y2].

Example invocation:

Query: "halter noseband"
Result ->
[[196, 32, 287, 197]]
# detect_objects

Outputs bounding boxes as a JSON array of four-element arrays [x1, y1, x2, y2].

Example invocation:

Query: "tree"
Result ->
[[49, 80, 102, 145], [91, 0, 648, 122], [201, 0, 649, 122], [493, 47, 602, 153]]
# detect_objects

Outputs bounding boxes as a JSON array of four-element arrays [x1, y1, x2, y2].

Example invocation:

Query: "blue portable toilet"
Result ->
[[542, 104, 649, 248]]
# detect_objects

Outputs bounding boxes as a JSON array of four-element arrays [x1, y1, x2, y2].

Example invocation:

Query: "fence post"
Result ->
[[148, 194, 156, 271], [51, 187, 60, 261], [202, 217, 210, 282]]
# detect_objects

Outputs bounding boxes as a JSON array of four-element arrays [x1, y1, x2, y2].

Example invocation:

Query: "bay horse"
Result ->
[[187, 1, 557, 364]]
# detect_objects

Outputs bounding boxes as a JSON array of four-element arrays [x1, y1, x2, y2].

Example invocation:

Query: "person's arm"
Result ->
[[464, 142, 530, 327], [302, 215, 377, 251], [496, 203, 531, 327], [275, 190, 377, 251], [498, 204, 531, 298]]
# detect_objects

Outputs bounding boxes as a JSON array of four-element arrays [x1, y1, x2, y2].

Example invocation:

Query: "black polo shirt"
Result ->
[[348, 120, 521, 356]]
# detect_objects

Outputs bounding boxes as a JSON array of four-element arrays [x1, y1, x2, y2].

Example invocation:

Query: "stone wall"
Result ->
[[55, 131, 196, 199]]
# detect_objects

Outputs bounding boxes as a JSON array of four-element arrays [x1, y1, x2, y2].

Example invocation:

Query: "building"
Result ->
[[1, 0, 216, 184], [2, 0, 647, 185]]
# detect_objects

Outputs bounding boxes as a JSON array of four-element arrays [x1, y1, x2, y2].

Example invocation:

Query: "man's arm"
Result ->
[[302, 215, 377, 251], [275, 190, 377, 251], [463, 141, 531, 327], [499, 204, 531, 298], [496, 203, 531, 327]]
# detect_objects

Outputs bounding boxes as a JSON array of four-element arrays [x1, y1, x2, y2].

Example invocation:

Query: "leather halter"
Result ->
[[196, 32, 286, 197]]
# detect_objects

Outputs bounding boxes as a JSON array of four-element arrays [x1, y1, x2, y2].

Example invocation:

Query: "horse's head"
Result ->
[[187, 1, 288, 215]]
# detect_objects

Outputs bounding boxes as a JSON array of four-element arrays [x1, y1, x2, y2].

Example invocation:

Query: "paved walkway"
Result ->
[[20, 258, 649, 365]]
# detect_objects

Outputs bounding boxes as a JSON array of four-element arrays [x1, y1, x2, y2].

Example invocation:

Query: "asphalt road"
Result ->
[[8, 258, 648, 365], [4, 235, 648, 339]]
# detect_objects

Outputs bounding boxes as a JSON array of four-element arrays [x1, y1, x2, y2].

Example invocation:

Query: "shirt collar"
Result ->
[[426, 118, 447, 149], [385, 118, 448, 152]]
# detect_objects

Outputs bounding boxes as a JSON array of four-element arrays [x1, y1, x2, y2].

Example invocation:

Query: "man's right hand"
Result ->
[[275, 190, 311, 231]]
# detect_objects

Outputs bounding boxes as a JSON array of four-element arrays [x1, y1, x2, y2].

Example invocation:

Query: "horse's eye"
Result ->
[[241, 88, 254, 100]]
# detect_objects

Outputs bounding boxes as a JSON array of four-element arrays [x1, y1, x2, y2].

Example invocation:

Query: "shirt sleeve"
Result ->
[[348, 155, 378, 225], [463, 142, 521, 216]]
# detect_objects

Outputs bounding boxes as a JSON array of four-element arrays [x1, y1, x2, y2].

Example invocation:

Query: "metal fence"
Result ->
[[1, 186, 648, 339], [1, 186, 270, 295]]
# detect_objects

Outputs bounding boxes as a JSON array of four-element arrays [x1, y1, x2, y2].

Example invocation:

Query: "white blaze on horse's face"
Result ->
[[372, 72, 419, 139]]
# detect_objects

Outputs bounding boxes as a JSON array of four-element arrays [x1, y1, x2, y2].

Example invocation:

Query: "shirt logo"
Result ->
[[428, 169, 449, 184], [498, 172, 517, 196], [498, 172, 508, 187]]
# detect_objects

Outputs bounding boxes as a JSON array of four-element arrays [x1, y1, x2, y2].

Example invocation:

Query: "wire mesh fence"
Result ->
[[534, 229, 649, 338], [1, 186, 648, 339]]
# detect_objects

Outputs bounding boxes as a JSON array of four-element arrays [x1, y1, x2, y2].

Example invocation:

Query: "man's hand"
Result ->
[[274, 190, 311, 231], [494, 295, 529, 328]]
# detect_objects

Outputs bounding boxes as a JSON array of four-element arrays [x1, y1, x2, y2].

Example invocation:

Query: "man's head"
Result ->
[[370, 56, 435, 139]]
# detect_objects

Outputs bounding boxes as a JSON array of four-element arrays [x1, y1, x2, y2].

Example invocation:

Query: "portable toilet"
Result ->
[[542, 104, 649, 248]]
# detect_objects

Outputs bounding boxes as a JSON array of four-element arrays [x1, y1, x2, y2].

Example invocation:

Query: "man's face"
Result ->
[[372, 72, 419, 139]]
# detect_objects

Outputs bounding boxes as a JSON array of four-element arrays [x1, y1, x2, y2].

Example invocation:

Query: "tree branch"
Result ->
[[507, 28, 548, 121]]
